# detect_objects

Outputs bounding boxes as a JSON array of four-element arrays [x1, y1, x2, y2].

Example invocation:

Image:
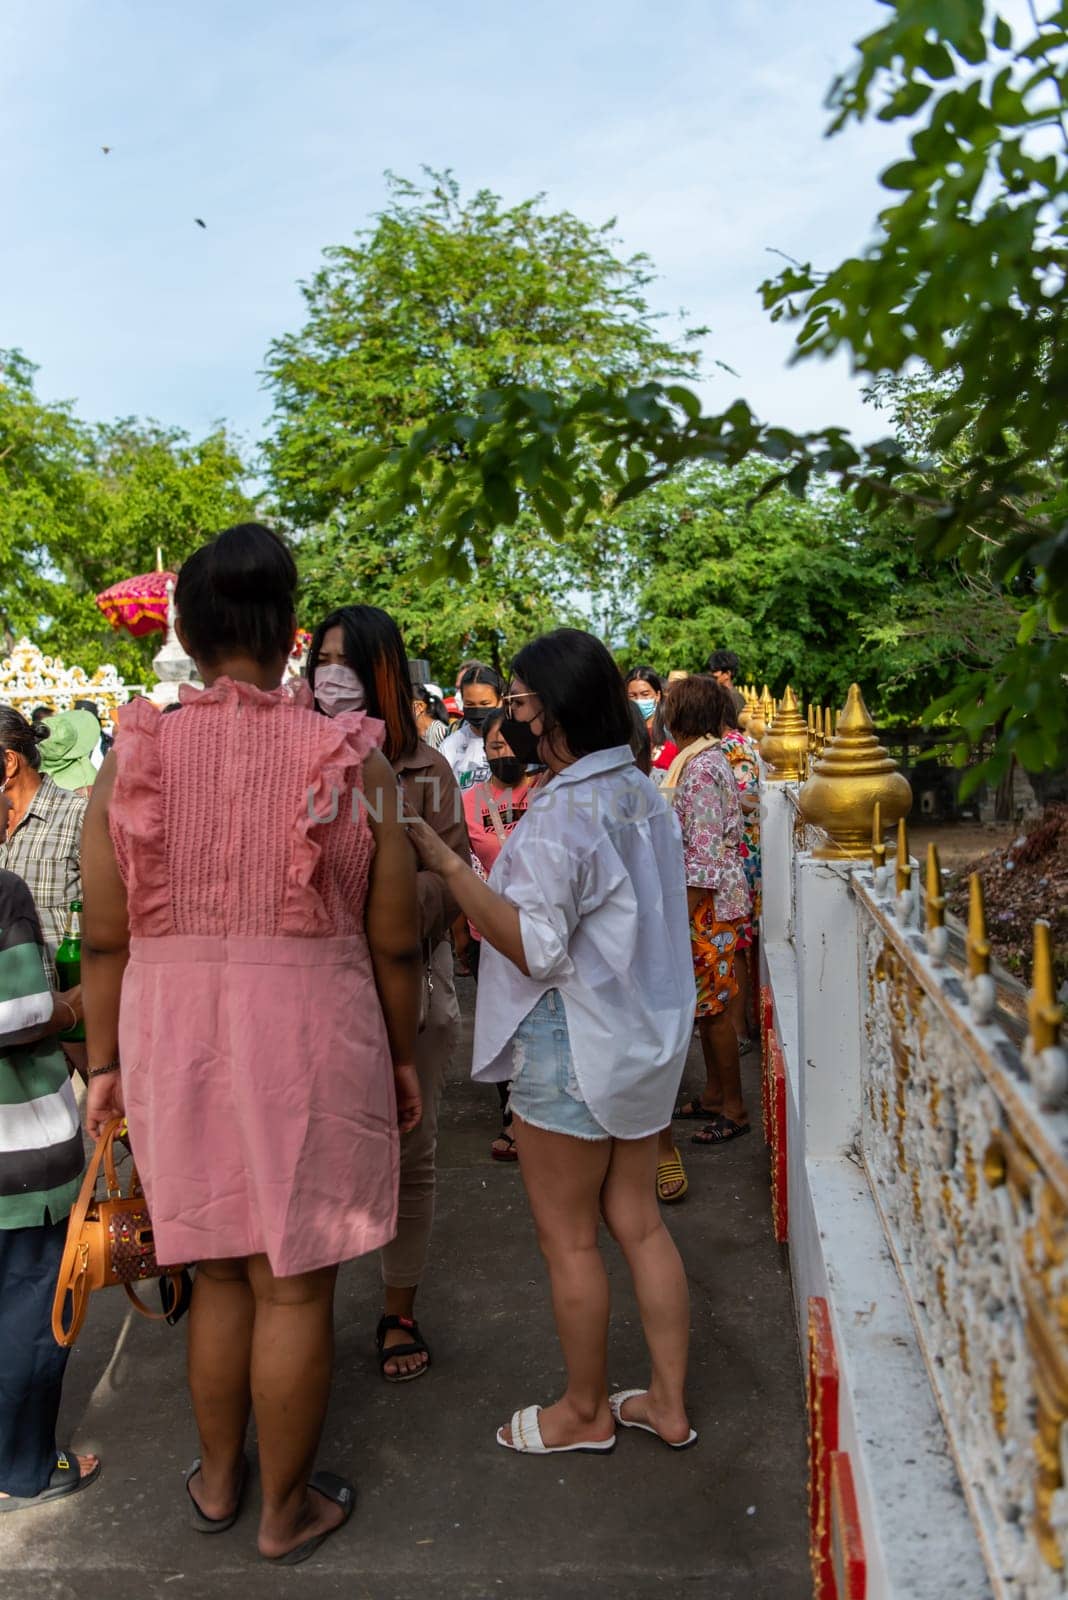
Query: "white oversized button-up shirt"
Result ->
[[472, 745, 696, 1139]]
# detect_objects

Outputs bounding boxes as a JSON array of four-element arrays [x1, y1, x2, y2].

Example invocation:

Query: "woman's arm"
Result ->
[[80, 754, 130, 1139], [364, 751, 423, 1133], [406, 817, 528, 974], [402, 755, 471, 943]]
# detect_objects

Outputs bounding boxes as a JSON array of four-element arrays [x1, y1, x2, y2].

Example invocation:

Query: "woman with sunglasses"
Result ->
[[406, 628, 697, 1455]]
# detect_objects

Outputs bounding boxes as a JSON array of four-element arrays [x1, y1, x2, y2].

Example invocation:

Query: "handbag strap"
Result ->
[[50, 1117, 123, 1347], [124, 1274, 184, 1323]]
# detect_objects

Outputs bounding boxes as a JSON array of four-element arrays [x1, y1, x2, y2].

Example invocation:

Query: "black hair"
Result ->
[[459, 664, 503, 699], [175, 523, 297, 668], [510, 628, 633, 760], [481, 706, 508, 742], [624, 665, 664, 695], [412, 682, 450, 727], [307, 605, 419, 764], [705, 648, 741, 680], [0, 706, 48, 771], [30, 704, 51, 724], [666, 674, 738, 740], [628, 701, 652, 776], [73, 699, 101, 723]]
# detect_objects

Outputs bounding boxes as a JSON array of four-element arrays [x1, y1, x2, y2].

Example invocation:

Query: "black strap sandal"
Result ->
[[691, 1116, 752, 1147], [491, 1130, 519, 1162], [672, 1099, 720, 1121], [0, 1451, 100, 1514], [375, 1314, 432, 1383]]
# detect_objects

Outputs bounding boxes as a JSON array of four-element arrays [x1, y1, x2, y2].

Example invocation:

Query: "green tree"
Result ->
[[0, 350, 256, 683], [262, 170, 701, 672], [613, 458, 1022, 722], [350, 6, 1068, 785]]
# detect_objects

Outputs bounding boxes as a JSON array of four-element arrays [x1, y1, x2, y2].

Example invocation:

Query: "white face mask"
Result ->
[[314, 664, 367, 716]]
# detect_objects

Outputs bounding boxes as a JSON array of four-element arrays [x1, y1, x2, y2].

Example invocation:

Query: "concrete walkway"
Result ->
[[0, 980, 810, 1599]]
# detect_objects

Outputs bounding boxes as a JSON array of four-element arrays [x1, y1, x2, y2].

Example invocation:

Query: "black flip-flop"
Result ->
[[692, 1116, 752, 1147], [263, 1472, 355, 1566], [185, 1455, 249, 1533], [0, 1451, 100, 1513], [376, 1314, 432, 1383]]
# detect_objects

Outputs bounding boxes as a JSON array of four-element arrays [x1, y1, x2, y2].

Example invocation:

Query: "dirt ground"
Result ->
[[913, 811, 1067, 988]]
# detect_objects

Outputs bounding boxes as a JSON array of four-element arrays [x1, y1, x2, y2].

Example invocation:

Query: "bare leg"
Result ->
[[502, 1117, 614, 1447], [697, 1012, 746, 1125], [729, 954, 751, 1043], [186, 1258, 253, 1519], [601, 1135, 692, 1444], [247, 1255, 346, 1560]]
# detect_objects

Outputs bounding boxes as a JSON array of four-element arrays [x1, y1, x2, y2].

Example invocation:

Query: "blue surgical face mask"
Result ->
[[634, 697, 656, 721]]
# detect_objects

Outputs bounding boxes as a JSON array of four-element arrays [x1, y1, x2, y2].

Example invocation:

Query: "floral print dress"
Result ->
[[674, 746, 749, 1018], [717, 728, 761, 947]]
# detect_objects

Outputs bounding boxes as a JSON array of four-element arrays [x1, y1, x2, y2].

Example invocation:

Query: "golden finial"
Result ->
[[815, 705, 826, 753], [1028, 921, 1064, 1055], [896, 816, 911, 896], [807, 703, 816, 748], [743, 684, 765, 741], [797, 683, 912, 858], [966, 875, 990, 979], [925, 843, 946, 930], [156, 545, 165, 572], [759, 685, 809, 782], [871, 800, 886, 869]]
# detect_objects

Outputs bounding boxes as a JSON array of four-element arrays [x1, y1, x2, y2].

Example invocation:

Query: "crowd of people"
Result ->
[[0, 523, 763, 1560]]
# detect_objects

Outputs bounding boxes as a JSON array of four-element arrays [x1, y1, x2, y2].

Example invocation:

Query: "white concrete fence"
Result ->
[[759, 778, 1068, 1600]]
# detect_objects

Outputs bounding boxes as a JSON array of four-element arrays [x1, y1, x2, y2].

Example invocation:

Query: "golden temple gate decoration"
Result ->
[[0, 638, 130, 734]]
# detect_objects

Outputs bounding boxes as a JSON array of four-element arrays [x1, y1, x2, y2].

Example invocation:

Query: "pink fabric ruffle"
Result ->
[[284, 705, 385, 936], [109, 697, 173, 935]]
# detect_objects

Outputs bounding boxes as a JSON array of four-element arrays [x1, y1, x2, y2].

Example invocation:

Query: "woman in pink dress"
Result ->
[[81, 525, 422, 1565]]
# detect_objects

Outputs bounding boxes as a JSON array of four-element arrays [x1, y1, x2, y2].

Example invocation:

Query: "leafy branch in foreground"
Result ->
[[338, 3, 1068, 787]]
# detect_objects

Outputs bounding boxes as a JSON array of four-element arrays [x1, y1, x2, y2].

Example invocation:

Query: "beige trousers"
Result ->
[[380, 939, 460, 1288]]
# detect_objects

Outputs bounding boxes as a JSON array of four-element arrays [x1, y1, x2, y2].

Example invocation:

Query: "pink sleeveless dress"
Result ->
[[108, 676, 399, 1277]]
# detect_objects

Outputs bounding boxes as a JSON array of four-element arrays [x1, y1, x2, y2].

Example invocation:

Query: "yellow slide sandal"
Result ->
[[656, 1148, 688, 1203]]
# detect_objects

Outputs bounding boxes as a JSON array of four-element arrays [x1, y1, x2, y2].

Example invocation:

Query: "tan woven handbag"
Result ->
[[51, 1117, 185, 1348]]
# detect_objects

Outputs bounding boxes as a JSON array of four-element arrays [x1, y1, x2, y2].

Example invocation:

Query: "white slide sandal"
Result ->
[[496, 1405, 616, 1455], [609, 1389, 698, 1449]]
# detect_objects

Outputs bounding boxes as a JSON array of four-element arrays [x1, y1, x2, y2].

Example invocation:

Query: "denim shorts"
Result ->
[[507, 990, 610, 1142]]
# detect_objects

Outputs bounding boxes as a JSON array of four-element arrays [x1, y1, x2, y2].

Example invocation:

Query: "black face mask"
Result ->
[[499, 716, 542, 767], [463, 706, 494, 731], [488, 756, 525, 787]]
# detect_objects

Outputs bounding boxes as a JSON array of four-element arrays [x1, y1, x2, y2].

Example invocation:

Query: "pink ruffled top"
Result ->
[[109, 676, 385, 940]]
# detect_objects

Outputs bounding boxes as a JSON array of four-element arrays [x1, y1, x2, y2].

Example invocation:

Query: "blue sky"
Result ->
[[1, 0, 906, 456]]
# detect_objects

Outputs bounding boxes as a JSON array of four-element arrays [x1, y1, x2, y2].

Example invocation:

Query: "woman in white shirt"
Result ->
[[438, 665, 503, 791], [408, 628, 697, 1456]]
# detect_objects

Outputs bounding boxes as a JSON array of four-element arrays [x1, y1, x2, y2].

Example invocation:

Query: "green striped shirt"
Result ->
[[0, 870, 84, 1229]]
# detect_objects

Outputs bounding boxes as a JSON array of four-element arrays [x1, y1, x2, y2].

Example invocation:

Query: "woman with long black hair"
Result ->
[[307, 606, 470, 1383], [407, 627, 697, 1454]]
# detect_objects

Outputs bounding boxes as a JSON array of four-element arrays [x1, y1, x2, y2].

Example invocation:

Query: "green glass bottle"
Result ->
[[55, 900, 85, 1042]]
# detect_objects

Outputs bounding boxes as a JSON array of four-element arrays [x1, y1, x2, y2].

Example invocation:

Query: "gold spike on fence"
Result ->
[[895, 816, 911, 897], [925, 843, 946, 931], [966, 874, 991, 979], [1028, 922, 1064, 1055]]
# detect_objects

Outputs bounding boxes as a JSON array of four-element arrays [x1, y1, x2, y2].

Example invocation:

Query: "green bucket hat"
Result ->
[[40, 710, 99, 790]]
